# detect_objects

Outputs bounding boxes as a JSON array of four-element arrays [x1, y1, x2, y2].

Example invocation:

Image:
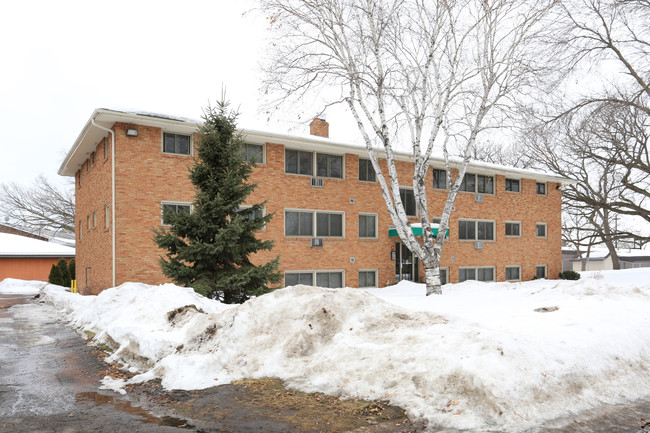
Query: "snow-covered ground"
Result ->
[[0, 278, 48, 295], [4, 269, 649, 432]]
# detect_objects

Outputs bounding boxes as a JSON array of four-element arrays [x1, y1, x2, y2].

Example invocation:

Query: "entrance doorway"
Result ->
[[395, 242, 419, 283]]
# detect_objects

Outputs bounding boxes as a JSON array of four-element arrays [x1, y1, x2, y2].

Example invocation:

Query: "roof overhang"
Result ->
[[58, 108, 575, 186]]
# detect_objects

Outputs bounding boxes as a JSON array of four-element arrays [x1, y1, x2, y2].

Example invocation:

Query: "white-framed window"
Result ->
[[439, 267, 449, 285], [105, 204, 110, 229], [285, 149, 343, 179], [505, 221, 521, 237], [161, 201, 192, 225], [399, 187, 416, 217], [284, 270, 345, 288], [285, 209, 344, 238], [79, 221, 82, 240], [104, 137, 110, 159], [536, 182, 547, 195], [77, 171, 81, 187], [432, 168, 447, 189], [359, 158, 376, 182], [536, 223, 547, 238], [505, 178, 520, 192], [535, 265, 547, 279], [236, 205, 266, 228], [459, 266, 495, 282], [505, 265, 521, 281], [358, 269, 377, 287], [163, 132, 192, 155], [86, 159, 90, 172], [458, 219, 495, 241], [358, 213, 377, 238], [93, 211, 97, 228], [87, 215, 90, 231], [242, 143, 264, 164], [460, 173, 494, 194]]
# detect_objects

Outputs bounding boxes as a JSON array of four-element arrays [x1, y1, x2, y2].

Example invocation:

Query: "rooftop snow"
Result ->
[[0, 233, 75, 257]]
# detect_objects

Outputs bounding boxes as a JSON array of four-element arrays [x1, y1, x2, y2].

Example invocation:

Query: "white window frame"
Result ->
[[79, 221, 82, 240], [104, 137, 110, 159], [535, 264, 547, 279], [236, 205, 267, 229], [358, 269, 378, 288], [162, 131, 193, 156], [284, 148, 345, 179], [505, 221, 522, 238], [536, 182, 547, 196], [505, 178, 521, 193], [460, 173, 495, 195], [284, 208, 346, 238], [358, 213, 378, 239], [358, 158, 377, 182], [161, 201, 193, 226], [105, 204, 110, 229], [432, 168, 447, 190], [458, 219, 496, 241], [536, 222, 547, 238], [399, 187, 417, 217], [242, 143, 265, 164], [284, 270, 345, 288], [86, 215, 90, 231], [458, 266, 496, 282], [93, 211, 97, 228], [505, 265, 521, 282], [439, 267, 449, 285]]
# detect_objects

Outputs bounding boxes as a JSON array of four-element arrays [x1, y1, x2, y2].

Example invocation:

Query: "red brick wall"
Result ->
[[74, 123, 563, 293]]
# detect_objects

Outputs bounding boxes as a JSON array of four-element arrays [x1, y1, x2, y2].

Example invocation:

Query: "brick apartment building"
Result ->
[[59, 108, 572, 295]]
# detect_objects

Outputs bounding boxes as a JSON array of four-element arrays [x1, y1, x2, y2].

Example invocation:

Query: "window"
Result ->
[[285, 210, 344, 237], [285, 149, 313, 175], [459, 267, 494, 282], [359, 158, 376, 182], [104, 138, 110, 159], [86, 160, 89, 172], [358, 270, 377, 287], [461, 173, 494, 194], [87, 215, 90, 231], [90, 152, 95, 167], [399, 188, 416, 217], [105, 204, 110, 229], [505, 266, 521, 281], [316, 271, 344, 288], [536, 223, 547, 238], [242, 143, 264, 164], [285, 272, 313, 287], [163, 132, 191, 155], [459, 220, 495, 241], [77, 171, 81, 187], [432, 169, 447, 189], [316, 153, 343, 178], [316, 212, 343, 237], [285, 271, 344, 288], [79, 221, 82, 240], [439, 268, 448, 285], [505, 222, 521, 237], [536, 265, 547, 279], [236, 206, 265, 220], [505, 178, 520, 192], [162, 202, 191, 225], [536, 182, 546, 195], [359, 214, 377, 238], [285, 211, 313, 236], [93, 211, 97, 228]]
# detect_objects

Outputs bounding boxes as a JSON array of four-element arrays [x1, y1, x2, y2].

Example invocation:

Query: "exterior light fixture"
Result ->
[[126, 128, 138, 137]]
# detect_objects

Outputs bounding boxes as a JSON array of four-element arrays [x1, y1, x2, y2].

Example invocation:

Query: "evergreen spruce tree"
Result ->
[[153, 101, 281, 304], [68, 258, 76, 281], [48, 263, 62, 285], [56, 258, 71, 287]]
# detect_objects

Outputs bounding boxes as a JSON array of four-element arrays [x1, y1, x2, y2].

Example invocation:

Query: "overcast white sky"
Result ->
[[0, 0, 357, 189]]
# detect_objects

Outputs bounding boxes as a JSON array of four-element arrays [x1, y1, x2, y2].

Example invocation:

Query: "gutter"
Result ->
[[90, 119, 116, 288]]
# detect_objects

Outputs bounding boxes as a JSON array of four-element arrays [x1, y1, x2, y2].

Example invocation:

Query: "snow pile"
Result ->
[[0, 278, 48, 295], [34, 272, 650, 432]]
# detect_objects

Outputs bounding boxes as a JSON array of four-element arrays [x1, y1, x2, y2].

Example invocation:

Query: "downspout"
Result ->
[[91, 119, 116, 288]]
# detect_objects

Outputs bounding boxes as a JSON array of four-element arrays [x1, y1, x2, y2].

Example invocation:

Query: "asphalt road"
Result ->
[[0, 294, 648, 433]]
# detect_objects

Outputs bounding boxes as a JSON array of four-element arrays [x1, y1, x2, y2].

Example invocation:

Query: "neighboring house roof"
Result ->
[[0, 224, 48, 241], [569, 248, 650, 262], [58, 108, 576, 186], [0, 233, 75, 258]]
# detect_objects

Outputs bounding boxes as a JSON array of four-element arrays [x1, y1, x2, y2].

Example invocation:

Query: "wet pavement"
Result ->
[[0, 294, 648, 433]]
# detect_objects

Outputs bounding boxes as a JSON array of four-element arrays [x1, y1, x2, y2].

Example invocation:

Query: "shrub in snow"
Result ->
[[558, 270, 580, 280]]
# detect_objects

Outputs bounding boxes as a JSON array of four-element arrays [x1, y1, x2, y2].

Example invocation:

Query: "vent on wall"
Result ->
[[311, 238, 323, 248], [475, 241, 484, 249], [311, 177, 324, 188], [475, 194, 484, 202]]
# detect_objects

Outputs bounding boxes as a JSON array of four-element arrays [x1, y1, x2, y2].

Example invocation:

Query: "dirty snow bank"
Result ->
[[0, 278, 48, 295], [31, 272, 650, 433]]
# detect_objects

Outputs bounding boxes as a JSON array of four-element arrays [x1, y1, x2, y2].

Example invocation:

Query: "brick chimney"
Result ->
[[309, 117, 329, 138]]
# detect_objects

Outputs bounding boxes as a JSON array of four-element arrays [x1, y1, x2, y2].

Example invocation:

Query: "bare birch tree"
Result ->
[[259, 0, 555, 295], [0, 175, 75, 236]]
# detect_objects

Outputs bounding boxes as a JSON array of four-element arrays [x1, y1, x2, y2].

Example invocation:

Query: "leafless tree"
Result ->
[[259, 0, 556, 295], [0, 175, 75, 236]]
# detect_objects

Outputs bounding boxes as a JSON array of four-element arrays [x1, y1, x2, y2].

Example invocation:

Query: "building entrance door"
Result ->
[[395, 242, 419, 283]]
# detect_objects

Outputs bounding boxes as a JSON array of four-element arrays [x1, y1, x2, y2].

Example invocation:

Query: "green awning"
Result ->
[[388, 225, 449, 237]]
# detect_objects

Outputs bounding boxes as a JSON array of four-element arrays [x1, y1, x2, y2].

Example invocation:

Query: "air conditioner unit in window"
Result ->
[[311, 238, 323, 247], [475, 194, 484, 202], [475, 241, 484, 249], [311, 177, 324, 188]]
